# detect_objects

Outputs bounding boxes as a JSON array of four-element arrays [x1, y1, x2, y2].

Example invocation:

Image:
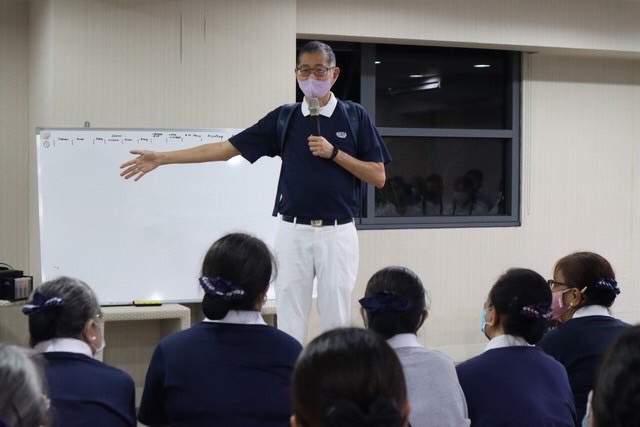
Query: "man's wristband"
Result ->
[[330, 145, 339, 160]]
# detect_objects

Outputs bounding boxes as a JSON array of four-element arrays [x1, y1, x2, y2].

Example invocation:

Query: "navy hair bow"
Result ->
[[520, 303, 552, 321], [359, 291, 412, 314], [593, 277, 620, 295], [22, 291, 64, 316], [199, 276, 246, 301]]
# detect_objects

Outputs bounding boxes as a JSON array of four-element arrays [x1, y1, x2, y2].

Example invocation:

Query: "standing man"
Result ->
[[120, 41, 391, 343]]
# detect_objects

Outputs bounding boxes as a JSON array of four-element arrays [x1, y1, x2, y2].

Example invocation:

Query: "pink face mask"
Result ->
[[550, 289, 571, 321], [297, 77, 333, 99]]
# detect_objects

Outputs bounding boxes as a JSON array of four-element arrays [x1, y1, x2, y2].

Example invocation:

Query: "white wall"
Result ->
[[0, 0, 29, 271], [297, 0, 640, 57], [29, 0, 297, 129], [1, 0, 639, 362]]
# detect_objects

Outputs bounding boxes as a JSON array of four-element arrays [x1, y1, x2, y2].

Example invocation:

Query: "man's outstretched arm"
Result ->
[[119, 140, 240, 181]]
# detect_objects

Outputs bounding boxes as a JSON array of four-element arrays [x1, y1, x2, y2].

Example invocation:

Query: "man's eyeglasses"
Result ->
[[296, 66, 334, 77]]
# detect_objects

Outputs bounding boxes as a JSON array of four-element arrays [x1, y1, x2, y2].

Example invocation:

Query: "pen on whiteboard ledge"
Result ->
[[133, 300, 163, 307]]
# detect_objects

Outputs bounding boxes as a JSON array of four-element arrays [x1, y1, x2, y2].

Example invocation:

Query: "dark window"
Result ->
[[297, 40, 521, 229], [374, 46, 508, 129]]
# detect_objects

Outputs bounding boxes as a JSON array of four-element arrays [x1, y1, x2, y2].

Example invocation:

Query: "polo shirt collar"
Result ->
[[34, 338, 93, 358], [300, 92, 337, 117], [203, 309, 267, 325], [573, 304, 611, 319], [484, 334, 531, 352], [387, 333, 422, 349]]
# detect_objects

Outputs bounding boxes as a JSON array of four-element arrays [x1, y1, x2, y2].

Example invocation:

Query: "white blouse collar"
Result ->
[[484, 334, 531, 352], [573, 304, 612, 319], [34, 338, 93, 358], [203, 309, 267, 325], [387, 333, 422, 349]]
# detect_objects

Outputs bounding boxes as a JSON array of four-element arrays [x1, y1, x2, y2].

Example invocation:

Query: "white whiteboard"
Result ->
[[36, 128, 281, 305]]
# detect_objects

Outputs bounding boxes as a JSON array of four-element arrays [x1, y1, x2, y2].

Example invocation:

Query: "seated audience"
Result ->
[[23, 276, 135, 427], [445, 175, 488, 216], [464, 169, 493, 211], [456, 268, 576, 427], [290, 327, 409, 427], [488, 178, 506, 215], [376, 176, 423, 216], [589, 324, 640, 427], [422, 174, 450, 216], [0, 343, 50, 427], [359, 266, 470, 427], [138, 232, 302, 427], [537, 251, 630, 423]]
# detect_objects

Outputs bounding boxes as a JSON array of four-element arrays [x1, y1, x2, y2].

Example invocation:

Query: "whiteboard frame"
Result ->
[[35, 127, 281, 305]]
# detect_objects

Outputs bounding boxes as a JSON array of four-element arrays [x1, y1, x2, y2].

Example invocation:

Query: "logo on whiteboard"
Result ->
[[336, 132, 347, 138]]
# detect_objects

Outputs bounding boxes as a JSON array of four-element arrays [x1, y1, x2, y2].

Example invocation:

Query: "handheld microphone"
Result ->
[[308, 97, 321, 137]]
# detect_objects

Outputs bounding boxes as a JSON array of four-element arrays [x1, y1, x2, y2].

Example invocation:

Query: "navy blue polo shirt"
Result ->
[[537, 315, 631, 422], [229, 99, 390, 219], [42, 352, 136, 427], [138, 322, 302, 427]]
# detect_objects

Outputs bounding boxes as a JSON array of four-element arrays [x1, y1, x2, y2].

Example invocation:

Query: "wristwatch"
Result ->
[[330, 145, 339, 160]]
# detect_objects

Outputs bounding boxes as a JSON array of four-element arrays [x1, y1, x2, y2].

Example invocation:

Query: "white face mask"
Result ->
[[297, 77, 333, 99], [480, 306, 494, 340], [92, 321, 106, 357]]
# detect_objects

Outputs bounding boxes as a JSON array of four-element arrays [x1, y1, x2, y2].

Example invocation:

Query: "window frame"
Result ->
[[354, 44, 522, 230]]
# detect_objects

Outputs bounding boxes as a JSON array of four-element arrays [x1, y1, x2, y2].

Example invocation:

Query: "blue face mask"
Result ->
[[480, 307, 488, 334], [481, 306, 493, 339]]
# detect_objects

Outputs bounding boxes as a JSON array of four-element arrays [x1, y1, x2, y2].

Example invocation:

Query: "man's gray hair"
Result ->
[[298, 41, 336, 67]]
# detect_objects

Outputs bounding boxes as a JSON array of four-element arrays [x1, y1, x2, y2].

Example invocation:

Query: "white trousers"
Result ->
[[274, 219, 359, 343]]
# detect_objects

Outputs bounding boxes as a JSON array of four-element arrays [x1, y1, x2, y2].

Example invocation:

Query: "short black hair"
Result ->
[[201, 233, 275, 319], [297, 40, 336, 67], [454, 175, 474, 192], [488, 268, 551, 344], [291, 328, 407, 427], [425, 174, 444, 189], [362, 266, 428, 339], [465, 169, 484, 183], [592, 325, 640, 427]]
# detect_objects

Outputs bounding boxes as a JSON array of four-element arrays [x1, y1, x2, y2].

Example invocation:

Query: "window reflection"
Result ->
[[375, 137, 508, 217], [375, 46, 508, 129]]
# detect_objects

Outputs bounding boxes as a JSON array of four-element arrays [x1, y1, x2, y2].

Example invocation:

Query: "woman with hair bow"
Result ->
[[359, 266, 469, 427], [456, 268, 576, 427], [538, 251, 630, 425], [22, 276, 136, 427], [138, 233, 302, 427]]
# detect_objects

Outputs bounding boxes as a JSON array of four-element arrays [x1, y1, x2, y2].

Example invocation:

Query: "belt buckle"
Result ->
[[310, 219, 323, 227]]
